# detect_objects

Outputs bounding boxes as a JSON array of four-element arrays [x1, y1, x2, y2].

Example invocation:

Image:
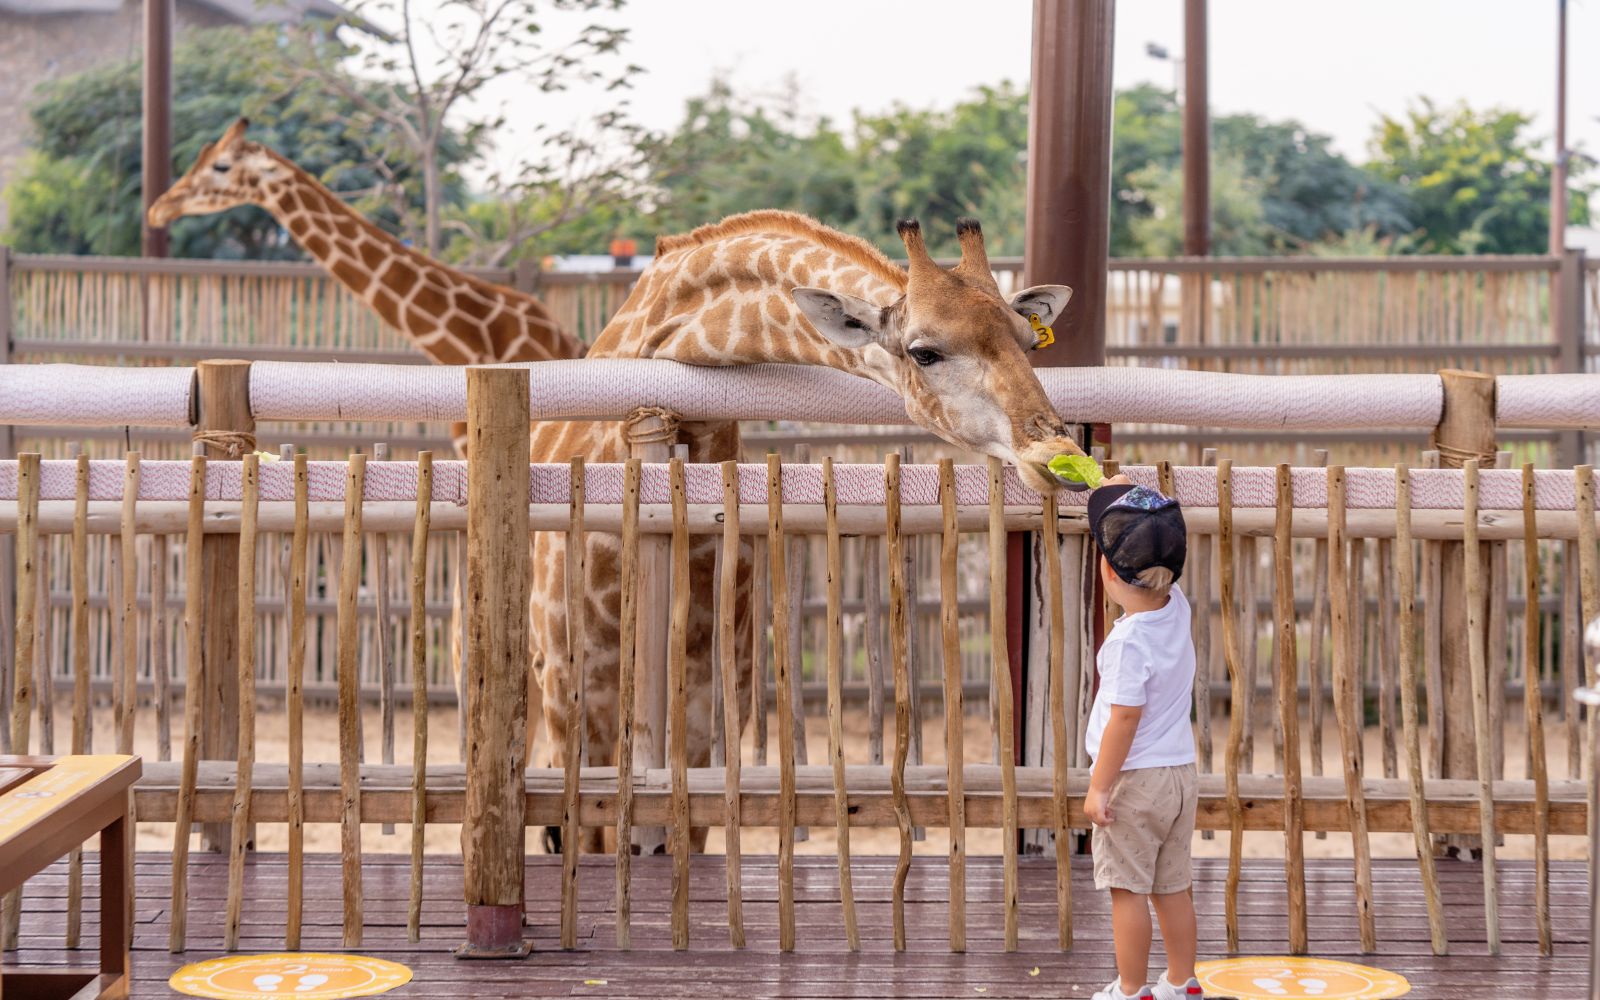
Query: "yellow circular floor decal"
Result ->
[[1197, 957, 1409, 999], [169, 953, 413, 999]]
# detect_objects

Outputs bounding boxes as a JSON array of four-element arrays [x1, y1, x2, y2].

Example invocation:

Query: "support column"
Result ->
[[460, 367, 532, 958], [1432, 369, 1496, 855], [194, 360, 252, 853], [625, 411, 674, 856], [1557, 249, 1587, 467], [141, 0, 172, 258], [1023, 0, 1115, 855]]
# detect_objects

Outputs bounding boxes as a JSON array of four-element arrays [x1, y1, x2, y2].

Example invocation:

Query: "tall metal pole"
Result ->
[[1022, 0, 1115, 790], [142, 0, 173, 258], [1182, 0, 1209, 259], [1025, 0, 1114, 371], [1550, 0, 1568, 257]]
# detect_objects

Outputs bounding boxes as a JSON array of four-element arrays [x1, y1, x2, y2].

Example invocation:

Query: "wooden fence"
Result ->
[[0, 362, 1595, 960], [2, 249, 1593, 716]]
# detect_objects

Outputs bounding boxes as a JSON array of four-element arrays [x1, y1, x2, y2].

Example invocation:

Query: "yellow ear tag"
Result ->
[[1028, 312, 1054, 350]]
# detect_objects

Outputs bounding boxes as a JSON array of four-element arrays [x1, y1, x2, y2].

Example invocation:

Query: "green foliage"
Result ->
[[6, 27, 469, 258], [1125, 154, 1271, 256], [1369, 99, 1591, 253]]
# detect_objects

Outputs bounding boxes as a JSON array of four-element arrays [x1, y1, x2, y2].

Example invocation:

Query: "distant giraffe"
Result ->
[[531, 210, 1083, 851], [148, 119, 588, 433]]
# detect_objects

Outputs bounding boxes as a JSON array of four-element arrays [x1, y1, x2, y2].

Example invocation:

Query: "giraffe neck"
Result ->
[[257, 157, 585, 364], [589, 229, 905, 379]]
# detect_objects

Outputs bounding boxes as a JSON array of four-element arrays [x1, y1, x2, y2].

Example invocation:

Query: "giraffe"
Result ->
[[532, 209, 1084, 851], [149, 117, 588, 785], [147, 119, 588, 385]]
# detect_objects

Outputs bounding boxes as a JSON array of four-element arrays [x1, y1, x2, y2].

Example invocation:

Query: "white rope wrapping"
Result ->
[[248, 360, 1446, 430], [0, 460, 1584, 511], [0, 364, 194, 427], [1495, 374, 1600, 430]]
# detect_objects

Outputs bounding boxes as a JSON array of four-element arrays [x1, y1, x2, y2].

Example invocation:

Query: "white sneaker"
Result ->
[[1153, 973, 1203, 1000], [1091, 982, 1154, 1000]]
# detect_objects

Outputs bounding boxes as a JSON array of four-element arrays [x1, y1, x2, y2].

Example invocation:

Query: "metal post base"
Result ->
[[454, 904, 531, 959]]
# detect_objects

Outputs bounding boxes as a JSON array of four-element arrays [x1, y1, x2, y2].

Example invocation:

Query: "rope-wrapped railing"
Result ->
[[2, 359, 1596, 430], [0, 363, 196, 427]]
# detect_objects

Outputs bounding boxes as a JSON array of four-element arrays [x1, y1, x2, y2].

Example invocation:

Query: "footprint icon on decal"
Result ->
[[252, 973, 284, 992], [295, 973, 330, 992]]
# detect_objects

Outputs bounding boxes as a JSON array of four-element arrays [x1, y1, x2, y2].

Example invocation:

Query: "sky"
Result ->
[[414, 0, 1598, 184]]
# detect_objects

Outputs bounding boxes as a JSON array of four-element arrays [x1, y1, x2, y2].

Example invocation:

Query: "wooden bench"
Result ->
[[0, 754, 141, 1000]]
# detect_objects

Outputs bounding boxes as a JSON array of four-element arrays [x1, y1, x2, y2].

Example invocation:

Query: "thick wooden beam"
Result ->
[[459, 367, 532, 958], [1431, 370, 1496, 856], [194, 360, 252, 854]]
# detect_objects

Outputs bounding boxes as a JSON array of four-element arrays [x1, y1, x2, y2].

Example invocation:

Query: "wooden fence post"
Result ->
[[194, 359, 253, 853], [625, 411, 673, 855], [1431, 369, 1496, 856], [1556, 250, 1587, 468], [459, 366, 532, 958]]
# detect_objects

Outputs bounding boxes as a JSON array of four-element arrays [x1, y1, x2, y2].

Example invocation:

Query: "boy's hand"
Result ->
[[1084, 785, 1114, 827]]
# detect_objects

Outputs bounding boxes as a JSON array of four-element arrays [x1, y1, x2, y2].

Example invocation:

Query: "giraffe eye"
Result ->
[[908, 347, 942, 367], [212, 162, 231, 173]]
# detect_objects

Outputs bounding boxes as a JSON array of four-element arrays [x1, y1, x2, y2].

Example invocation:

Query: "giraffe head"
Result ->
[[147, 118, 286, 227], [792, 218, 1084, 494]]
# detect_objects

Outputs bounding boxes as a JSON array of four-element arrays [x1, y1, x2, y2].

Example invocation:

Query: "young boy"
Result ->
[[1084, 477, 1202, 1000]]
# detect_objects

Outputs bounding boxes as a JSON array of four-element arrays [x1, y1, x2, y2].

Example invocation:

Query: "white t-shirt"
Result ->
[[1085, 583, 1198, 769]]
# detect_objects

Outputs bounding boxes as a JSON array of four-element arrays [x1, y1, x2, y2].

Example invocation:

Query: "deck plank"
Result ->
[[8, 854, 1591, 998]]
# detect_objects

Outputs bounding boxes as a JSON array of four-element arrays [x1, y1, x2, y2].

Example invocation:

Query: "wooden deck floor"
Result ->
[[11, 853, 1593, 998]]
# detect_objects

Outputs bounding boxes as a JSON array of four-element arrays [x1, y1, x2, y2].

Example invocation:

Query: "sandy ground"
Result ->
[[49, 694, 1588, 863]]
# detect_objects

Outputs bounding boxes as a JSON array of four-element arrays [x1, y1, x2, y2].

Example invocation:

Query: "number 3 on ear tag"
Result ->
[[1028, 313, 1054, 351]]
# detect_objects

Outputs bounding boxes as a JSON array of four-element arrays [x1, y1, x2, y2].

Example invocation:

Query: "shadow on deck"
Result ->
[[12, 853, 1593, 998]]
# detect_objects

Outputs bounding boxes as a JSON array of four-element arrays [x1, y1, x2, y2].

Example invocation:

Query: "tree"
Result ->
[[1369, 99, 1591, 254], [284, 0, 643, 256], [5, 27, 467, 258]]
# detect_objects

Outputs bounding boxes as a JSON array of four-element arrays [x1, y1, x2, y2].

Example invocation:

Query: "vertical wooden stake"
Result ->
[[938, 460, 968, 953], [1576, 467, 1598, 829], [1521, 463, 1551, 956], [119, 453, 140, 754], [1308, 450, 1330, 809], [460, 367, 531, 958], [1043, 487, 1071, 951], [1399, 464, 1448, 956], [988, 457, 1019, 953], [408, 453, 433, 945], [225, 454, 259, 952], [169, 451, 207, 953], [152, 533, 171, 763], [67, 452, 90, 949], [1329, 466, 1377, 952], [886, 454, 914, 952], [614, 459, 640, 950], [1463, 461, 1500, 953], [287, 453, 309, 950], [562, 457, 588, 951], [2, 454, 38, 949], [1377, 539, 1399, 780], [373, 442, 396, 835], [717, 461, 744, 949], [751, 535, 769, 768], [865, 535, 886, 765], [1274, 466, 1307, 954], [667, 458, 690, 951], [338, 454, 367, 949], [822, 459, 859, 951], [768, 454, 797, 953], [1219, 459, 1245, 953], [1194, 450, 1217, 785]]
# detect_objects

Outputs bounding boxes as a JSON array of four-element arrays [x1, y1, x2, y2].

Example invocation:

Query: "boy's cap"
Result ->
[[1087, 484, 1187, 587]]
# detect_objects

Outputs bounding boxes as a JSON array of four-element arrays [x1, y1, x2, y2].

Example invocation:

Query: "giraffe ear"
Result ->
[[792, 287, 887, 350], [1008, 284, 1073, 330]]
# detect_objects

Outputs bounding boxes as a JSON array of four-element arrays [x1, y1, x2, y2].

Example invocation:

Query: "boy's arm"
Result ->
[[1084, 704, 1142, 826]]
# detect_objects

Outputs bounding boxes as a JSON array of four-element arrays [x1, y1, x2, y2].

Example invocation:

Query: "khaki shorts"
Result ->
[[1091, 763, 1198, 895]]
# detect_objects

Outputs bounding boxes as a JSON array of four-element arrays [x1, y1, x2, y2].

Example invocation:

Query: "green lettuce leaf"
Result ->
[[1047, 453, 1104, 489]]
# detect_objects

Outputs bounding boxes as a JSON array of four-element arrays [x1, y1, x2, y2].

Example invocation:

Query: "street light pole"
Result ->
[[1550, 0, 1568, 257]]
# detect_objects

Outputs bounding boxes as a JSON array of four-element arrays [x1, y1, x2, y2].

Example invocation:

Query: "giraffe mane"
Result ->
[[655, 210, 908, 291]]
